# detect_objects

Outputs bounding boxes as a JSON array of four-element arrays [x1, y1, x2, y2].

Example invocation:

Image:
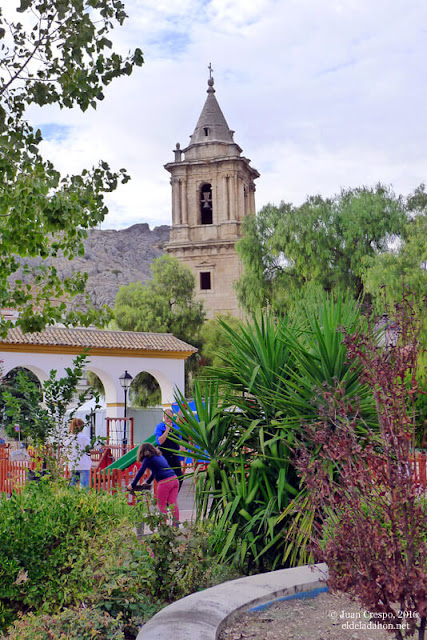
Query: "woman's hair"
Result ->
[[137, 442, 161, 461], [69, 418, 85, 434]]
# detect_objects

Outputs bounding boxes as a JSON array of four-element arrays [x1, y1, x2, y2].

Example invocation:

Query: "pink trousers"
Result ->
[[156, 476, 179, 524]]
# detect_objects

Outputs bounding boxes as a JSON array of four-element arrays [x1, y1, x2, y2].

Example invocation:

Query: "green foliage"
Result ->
[[0, 479, 237, 637], [133, 500, 239, 602], [129, 372, 161, 408], [0, 368, 48, 441], [198, 313, 243, 369], [4, 608, 125, 640], [363, 185, 427, 303], [0, 352, 98, 450], [236, 184, 408, 314], [114, 255, 205, 344], [0, 480, 146, 632], [173, 294, 375, 570], [0, 0, 143, 335]]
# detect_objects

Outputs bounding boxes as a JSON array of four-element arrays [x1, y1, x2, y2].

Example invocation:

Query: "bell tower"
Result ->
[[165, 69, 259, 318]]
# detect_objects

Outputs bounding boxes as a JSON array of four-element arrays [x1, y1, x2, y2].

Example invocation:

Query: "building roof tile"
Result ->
[[0, 327, 197, 355]]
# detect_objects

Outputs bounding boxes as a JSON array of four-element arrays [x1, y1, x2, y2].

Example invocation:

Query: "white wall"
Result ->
[[1, 351, 186, 413]]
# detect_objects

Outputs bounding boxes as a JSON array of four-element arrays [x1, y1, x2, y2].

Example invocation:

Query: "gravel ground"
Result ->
[[219, 592, 416, 640]]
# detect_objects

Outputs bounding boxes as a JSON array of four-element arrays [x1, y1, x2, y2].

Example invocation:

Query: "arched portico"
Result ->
[[0, 327, 196, 417]]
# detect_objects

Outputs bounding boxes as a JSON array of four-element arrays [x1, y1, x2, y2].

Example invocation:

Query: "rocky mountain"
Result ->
[[9, 223, 170, 312], [38, 223, 170, 310], [72, 223, 170, 308]]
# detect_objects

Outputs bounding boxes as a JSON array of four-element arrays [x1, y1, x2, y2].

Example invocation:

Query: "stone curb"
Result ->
[[137, 562, 328, 639]]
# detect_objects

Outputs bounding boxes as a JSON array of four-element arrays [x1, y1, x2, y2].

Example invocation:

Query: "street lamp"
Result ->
[[119, 370, 133, 452], [375, 314, 399, 349]]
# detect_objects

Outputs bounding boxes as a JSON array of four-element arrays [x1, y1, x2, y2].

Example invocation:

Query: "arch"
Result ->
[[84, 365, 116, 402], [128, 367, 176, 408], [2, 362, 49, 386], [129, 371, 161, 408], [3, 365, 42, 388], [200, 183, 213, 225]]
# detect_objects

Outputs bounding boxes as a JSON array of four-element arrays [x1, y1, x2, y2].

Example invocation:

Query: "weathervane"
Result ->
[[208, 62, 214, 79]]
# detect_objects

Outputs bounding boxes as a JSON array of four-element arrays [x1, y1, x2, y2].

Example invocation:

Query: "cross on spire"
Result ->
[[208, 62, 214, 79]]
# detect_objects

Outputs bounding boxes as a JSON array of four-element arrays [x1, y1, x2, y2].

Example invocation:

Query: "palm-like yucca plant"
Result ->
[[174, 293, 375, 570], [174, 383, 299, 569], [205, 313, 299, 421], [271, 294, 376, 430]]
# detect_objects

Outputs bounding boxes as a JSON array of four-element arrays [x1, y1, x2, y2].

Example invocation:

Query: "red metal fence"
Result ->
[[0, 458, 154, 505], [0, 459, 37, 494], [414, 450, 427, 488], [0, 452, 425, 498]]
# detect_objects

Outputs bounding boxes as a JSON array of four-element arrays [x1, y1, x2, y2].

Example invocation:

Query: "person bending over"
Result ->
[[127, 443, 179, 526]]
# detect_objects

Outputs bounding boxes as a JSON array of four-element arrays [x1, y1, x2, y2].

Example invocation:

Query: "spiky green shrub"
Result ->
[[174, 294, 376, 570]]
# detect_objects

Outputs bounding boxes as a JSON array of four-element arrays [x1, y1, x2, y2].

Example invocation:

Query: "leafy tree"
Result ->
[[0, 0, 144, 336], [114, 255, 205, 344], [1, 351, 97, 450], [236, 184, 408, 314], [198, 313, 242, 369], [363, 186, 427, 342]]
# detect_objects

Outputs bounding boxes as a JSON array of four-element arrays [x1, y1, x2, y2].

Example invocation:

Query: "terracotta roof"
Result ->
[[0, 326, 197, 354]]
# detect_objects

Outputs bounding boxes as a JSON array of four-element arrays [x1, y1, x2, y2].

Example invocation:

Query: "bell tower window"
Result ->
[[200, 183, 213, 225]]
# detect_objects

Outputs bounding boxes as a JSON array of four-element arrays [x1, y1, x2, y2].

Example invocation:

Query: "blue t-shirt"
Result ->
[[155, 420, 184, 460], [154, 421, 168, 444], [131, 454, 176, 488]]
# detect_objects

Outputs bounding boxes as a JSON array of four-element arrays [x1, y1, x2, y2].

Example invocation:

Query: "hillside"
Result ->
[[11, 224, 170, 312], [72, 223, 170, 308]]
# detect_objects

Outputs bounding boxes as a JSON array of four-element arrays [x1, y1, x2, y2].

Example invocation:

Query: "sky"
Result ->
[[28, 0, 427, 230]]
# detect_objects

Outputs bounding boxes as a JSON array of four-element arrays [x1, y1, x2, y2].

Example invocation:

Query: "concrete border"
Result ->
[[137, 563, 328, 639]]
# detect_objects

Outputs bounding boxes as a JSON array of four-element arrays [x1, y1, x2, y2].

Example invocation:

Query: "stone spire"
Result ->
[[188, 73, 236, 146]]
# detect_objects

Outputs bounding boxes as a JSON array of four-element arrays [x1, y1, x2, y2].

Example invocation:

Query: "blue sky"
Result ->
[[29, 0, 427, 229]]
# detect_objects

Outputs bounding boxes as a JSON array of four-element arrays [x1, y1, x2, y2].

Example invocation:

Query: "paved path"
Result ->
[[177, 476, 197, 522], [135, 475, 197, 534]]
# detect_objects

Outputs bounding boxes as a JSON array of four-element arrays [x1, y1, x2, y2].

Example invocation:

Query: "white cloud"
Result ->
[[21, 0, 427, 228]]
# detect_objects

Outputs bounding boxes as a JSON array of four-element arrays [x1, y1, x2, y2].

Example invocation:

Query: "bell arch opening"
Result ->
[[200, 183, 213, 225]]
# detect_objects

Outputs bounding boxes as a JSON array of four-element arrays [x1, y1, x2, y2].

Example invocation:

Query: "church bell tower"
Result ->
[[165, 69, 259, 318]]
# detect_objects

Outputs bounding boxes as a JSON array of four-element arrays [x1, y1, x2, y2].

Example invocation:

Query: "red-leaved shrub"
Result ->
[[296, 298, 427, 640]]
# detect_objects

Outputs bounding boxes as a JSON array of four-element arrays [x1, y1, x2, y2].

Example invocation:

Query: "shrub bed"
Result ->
[[0, 481, 238, 639]]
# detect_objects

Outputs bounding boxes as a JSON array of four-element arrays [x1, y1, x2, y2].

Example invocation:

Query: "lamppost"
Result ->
[[375, 314, 399, 349], [119, 370, 133, 452]]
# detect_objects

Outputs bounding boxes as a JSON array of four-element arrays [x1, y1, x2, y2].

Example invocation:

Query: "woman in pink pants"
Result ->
[[127, 443, 180, 525]]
